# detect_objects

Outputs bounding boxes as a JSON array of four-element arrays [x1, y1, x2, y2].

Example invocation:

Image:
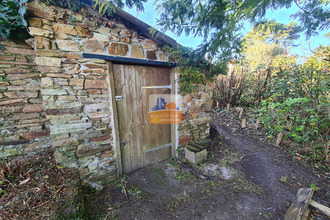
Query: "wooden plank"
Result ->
[[284, 188, 314, 220], [107, 62, 122, 174], [113, 64, 132, 173], [113, 64, 172, 173], [276, 132, 284, 146], [309, 200, 330, 217]]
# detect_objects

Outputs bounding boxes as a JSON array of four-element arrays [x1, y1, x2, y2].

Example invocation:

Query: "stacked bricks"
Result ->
[[0, 39, 51, 158], [24, 0, 170, 186], [0, 0, 214, 187], [178, 81, 214, 145]]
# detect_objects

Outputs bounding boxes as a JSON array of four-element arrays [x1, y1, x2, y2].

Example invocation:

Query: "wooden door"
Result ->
[[112, 64, 172, 173]]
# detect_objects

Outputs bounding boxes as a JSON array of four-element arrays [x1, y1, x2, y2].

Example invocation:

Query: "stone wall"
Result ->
[[0, 0, 213, 187], [0, 39, 51, 159], [178, 81, 214, 145], [26, 0, 169, 187]]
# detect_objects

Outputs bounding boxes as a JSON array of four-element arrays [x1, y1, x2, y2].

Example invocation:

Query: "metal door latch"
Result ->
[[115, 96, 124, 101], [141, 84, 172, 90]]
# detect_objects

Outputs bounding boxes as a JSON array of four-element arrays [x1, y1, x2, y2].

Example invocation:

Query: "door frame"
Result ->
[[107, 61, 179, 175]]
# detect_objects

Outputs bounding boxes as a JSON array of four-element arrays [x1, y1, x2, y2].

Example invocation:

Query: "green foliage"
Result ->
[[0, 0, 29, 41], [310, 183, 320, 191], [92, 0, 146, 16], [42, 0, 82, 12], [156, 0, 329, 61], [162, 45, 224, 94]]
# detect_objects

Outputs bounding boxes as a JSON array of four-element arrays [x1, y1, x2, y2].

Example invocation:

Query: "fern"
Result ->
[[92, 0, 116, 16]]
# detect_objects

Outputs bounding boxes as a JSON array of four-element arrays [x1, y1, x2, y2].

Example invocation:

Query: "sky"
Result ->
[[124, 1, 329, 59]]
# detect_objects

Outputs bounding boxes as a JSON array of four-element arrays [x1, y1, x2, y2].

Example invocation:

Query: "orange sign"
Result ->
[[149, 100, 182, 124]]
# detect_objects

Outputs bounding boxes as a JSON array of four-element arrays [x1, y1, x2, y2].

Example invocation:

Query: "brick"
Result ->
[[41, 89, 67, 96], [4, 47, 35, 56], [0, 55, 15, 61], [131, 45, 144, 59], [56, 33, 70, 40], [89, 134, 111, 142], [84, 103, 109, 112], [76, 144, 111, 157], [108, 43, 128, 56], [56, 40, 80, 52], [66, 53, 82, 59], [0, 140, 30, 146], [57, 96, 77, 101], [85, 80, 108, 89], [142, 39, 157, 50], [121, 36, 130, 43], [0, 82, 9, 86], [5, 68, 30, 74], [179, 136, 193, 145], [35, 37, 50, 49], [188, 106, 202, 114], [0, 99, 26, 106], [28, 17, 43, 27], [41, 77, 54, 88], [47, 74, 71, 79], [84, 64, 107, 69], [81, 39, 104, 53], [45, 107, 82, 115], [96, 27, 111, 35], [35, 57, 61, 67], [100, 150, 114, 159], [50, 123, 93, 135], [12, 113, 39, 120], [7, 74, 39, 80], [23, 131, 50, 139], [35, 50, 66, 58], [7, 86, 26, 91], [52, 138, 79, 147], [53, 24, 92, 37], [146, 51, 157, 60], [28, 27, 52, 37], [87, 112, 110, 118], [38, 67, 60, 74], [93, 33, 108, 42], [23, 104, 44, 113], [70, 78, 85, 86]]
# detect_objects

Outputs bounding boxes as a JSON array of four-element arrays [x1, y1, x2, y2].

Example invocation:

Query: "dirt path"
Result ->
[[86, 115, 329, 220]]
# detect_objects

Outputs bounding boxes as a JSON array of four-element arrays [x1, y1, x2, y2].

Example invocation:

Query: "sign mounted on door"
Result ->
[[148, 94, 183, 124]]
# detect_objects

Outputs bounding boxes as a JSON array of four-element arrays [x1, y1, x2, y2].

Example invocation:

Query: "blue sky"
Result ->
[[125, 1, 329, 58]]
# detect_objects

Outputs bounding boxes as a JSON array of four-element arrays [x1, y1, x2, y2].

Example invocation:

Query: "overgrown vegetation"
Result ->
[[214, 21, 329, 167]]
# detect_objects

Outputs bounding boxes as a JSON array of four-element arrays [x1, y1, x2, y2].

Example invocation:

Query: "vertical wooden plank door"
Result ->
[[112, 64, 172, 173]]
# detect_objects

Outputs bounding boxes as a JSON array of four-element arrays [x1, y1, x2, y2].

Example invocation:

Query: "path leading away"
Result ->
[[89, 115, 329, 220]]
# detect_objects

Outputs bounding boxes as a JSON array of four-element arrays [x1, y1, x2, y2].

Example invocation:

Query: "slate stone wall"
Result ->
[[0, 0, 213, 187], [179, 81, 214, 145], [0, 39, 51, 159]]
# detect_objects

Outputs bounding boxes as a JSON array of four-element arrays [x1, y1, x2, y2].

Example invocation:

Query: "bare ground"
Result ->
[[84, 113, 330, 220], [2, 113, 329, 219]]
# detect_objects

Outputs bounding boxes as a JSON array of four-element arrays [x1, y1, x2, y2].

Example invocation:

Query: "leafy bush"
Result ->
[[0, 0, 29, 42], [259, 97, 329, 143]]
